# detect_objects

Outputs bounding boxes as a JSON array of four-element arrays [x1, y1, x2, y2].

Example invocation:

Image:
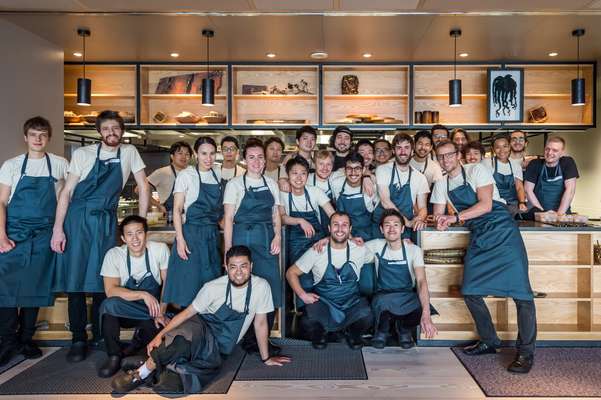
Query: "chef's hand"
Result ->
[[264, 355, 292, 366], [279, 180, 290, 193], [298, 219, 315, 238], [411, 218, 427, 231], [176, 238, 191, 260], [154, 314, 171, 329], [362, 177, 375, 197], [147, 334, 164, 356], [300, 292, 320, 304], [0, 235, 15, 253], [51, 229, 66, 253], [350, 236, 365, 246], [270, 235, 281, 255], [518, 203, 528, 212], [312, 237, 329, 253], [158, 204, 167, 215], [435, 215, 456, 231], [420, 315, 438, 339], [142, 293, 161, 318]]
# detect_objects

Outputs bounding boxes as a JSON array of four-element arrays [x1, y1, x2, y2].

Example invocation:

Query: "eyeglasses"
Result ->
[[436, 151, 458, 162], [222, 146, 238, 153], [432, 134, 448, 139], [374, 149, 389, 155], [510, 137, 526, 143], [345, 166, 363, 173]]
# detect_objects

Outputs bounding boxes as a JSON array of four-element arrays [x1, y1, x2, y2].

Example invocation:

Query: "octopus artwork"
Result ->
[[492, 74, 518, 117]]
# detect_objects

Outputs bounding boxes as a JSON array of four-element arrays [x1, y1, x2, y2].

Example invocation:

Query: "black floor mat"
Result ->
[[0, 354, 25, 375], [0, 347, 244, 395], [236, 342, 368, 381]]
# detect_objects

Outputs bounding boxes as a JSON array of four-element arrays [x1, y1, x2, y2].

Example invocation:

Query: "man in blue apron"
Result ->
[[147, 141, 192, 216], [263, 137, 288, 189], [375, 133, 429, 240], [308, 150, 336, 234], [219, 136, 246, 185], [432, 141, 537, 374], [286, 212, 374, 350], [366, 209, 438, 349], [51, 110, 150, 363], [0, 117, 69, 365], [374, 139, 392, 167], [97, 215, 170, 377], [331, 126, 353, 171], [111, 246, 291, 394], [524, 136, 579, 217]]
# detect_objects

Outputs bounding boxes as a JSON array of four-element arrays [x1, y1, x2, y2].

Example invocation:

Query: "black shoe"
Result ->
[[66, 341, 88, 363], [507, 354, 534, 373], [0, 341, 19, 367], [153, 370, 184, 393], [346, 333, 364, 350], [371, 332, 387, 349], [121, 355, 146, 372], [111, 369, 153, 393], [98, 355, 122, 378], [462, 341, 498, 356], [311, 332, 327, 350], [20, 341, 42, 359], [398, 330, 415, 349]]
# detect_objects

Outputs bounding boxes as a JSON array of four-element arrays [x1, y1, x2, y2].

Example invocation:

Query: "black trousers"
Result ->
[[376, 308, 422, 335], [301, 301, 373, 338], [240, 311, 274, 351], [464, 295, 537, 357], [101, 314, 159, 357], [0, 307, 39, 344], [67, 292, 106, 343]]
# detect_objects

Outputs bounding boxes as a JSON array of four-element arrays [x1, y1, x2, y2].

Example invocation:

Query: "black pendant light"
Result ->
[[571, 28, 586, 106], [449, 29, 462, 107], [202, 29, 215, 107], [76, 28, 91, 106]]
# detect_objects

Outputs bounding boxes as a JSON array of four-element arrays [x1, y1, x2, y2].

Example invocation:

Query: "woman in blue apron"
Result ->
[[489, 136, 528, 217], [163, 137, 223, 308], [0, 152, 60, 363]]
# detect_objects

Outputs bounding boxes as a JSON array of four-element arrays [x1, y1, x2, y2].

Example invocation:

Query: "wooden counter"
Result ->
[[418, 222, 601, 342]]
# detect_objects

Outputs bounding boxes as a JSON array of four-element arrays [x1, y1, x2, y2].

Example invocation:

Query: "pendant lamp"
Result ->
[[449, 29, 462, 107], [202, 29, 215, 106], [76, 28, 91, 106], [571, 29, 586, 106]]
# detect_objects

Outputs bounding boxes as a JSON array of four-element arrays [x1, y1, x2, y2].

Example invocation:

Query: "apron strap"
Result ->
[[225, 277, 252, 314], [327, 242, 350, 284], [446, 166, 466, 215], [126, 248, 151, 279]]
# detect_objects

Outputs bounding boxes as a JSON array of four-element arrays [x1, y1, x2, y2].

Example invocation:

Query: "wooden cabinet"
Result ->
[[419, 227, 601, 342]]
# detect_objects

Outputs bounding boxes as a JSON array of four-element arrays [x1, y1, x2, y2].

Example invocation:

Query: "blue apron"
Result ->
[[220, 165, 239, 187], [312, 174, 334, 235], [534, 162, 569, 213], [163, 168, 223, 307], [200, 278, 252, 355], [287, 189, 324, 305], [99, 248, 162, 321], [373, 166, 415, 240], [415, 158, 436, 215], [492, 157, 518, 204], [54, 145, 123, 293], [232, 174, 281, 306], [371, 242, 430, 326], [336, 180, 375, 241], [0, 154, 56, 307], [448, 167, 533, 300], [308, 244, 371, 332], [162, 165, 177, 213]]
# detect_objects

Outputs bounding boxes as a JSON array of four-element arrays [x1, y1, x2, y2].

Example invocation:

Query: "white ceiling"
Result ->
[[2, 1, 601, 62]]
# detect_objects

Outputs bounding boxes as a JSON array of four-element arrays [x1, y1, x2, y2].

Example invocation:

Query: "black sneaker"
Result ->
[[0, 341, 19, 366], [462, 341, 498, 356], [346, 333, 364, 350], [507, 354, 534, 373], [111, 369, 153, 393], [311, 331, 327, 350], [20, 341, 42, 359], [66, 341, 88, 363], [98, 355, 122, 378], [371, 331, 387, 349]]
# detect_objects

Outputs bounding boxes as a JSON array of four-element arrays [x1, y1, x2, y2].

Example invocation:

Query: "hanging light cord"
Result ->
[[453, 34, 457, 80], [206, 34, 210, 78], [82, 33, 86, 79], [577, 34, 580, 80]]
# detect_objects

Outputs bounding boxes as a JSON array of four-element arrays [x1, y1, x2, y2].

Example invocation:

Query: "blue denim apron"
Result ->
[[492, 157, 518, 204], [373, 165, 414, 240], [534, 162, 569, 213], [162, 164, 177, 213], [311, 174, 333, 235], [336, 180, 375, 241]]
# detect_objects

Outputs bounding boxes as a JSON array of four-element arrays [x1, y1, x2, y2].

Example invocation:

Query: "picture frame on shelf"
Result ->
[[487, 68, 524, 123]]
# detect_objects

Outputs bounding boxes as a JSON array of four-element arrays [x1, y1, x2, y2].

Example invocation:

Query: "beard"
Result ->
[[395, 155, 411, 165], [102, 135, 121, 147], [229, 275, 251, 288], [331, 234, 349, 244]]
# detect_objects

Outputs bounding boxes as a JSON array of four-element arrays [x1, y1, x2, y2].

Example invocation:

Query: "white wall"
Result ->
[[0, 19, 63, 161]]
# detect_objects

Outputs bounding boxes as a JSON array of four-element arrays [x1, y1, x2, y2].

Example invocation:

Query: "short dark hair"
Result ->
[[462, 140, 484, 155], [511, 130, 528, 141], [329, 125, 353, 147], [296, 125, 317, 140], [220, 136, 239, 149], [95, 110, 125, 132], [490, 134, 510, 151], [373, 138, 391, 149], [23, 116, 52, 138], [285, 155, 310, 174], [436, 140, 460, 153], [344, 152, 364, 167], [169, 141, 193, 156], [194, 137, 217, 153], [329, 211, 351, 226], [242, 137, 265, 159], [379, 208, 405, 227], [414, 130, 433, 146], [264, 136, 285, 151], [356, 138, 374, 150], [391, 132, 414, 149], [119, 215, 148, 235], [431, 124, 449, 135], [226, 245, 252, 264]]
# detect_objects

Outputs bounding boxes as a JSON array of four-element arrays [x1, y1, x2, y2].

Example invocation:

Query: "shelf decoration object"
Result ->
[[487, 68, 524, 122], [76, 28, 92, 106], [449, 29, 462, 107], [155, 71, 223, 94], [341, 75, 359, 94], [572, 28, 586, 106], [201, 29, 215, 106], [527, 105, 549, 123]]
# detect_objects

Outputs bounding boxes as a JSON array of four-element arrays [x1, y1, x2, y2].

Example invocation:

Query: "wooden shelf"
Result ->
[[430, 292, 506, 301], [424, 263, 464, 269], [530, 261, 591, 269], [233, 94, 317, 100], [324, 94, 407, 100], [142, 94, 227, 99], [64, 93, 135, 99], [414, 94, 486, 99]]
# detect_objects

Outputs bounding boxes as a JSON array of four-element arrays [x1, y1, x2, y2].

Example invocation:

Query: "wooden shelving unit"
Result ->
[[419, 227, 601, 342]]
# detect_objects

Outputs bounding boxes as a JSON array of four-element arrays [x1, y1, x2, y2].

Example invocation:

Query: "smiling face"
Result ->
[[394, 140, 413, 166], [334, 132, 352, 153], [465, 148, 483, 164], [99, 119, 123, 147], [315, 156, 333, 180], [510, 131, 527, 153], [432, 129, 448, 146], [245, 146, 266, 174], [374, 141, 391, 164], [381, 215, 404, 242], [171, 147, 191, 169], [24, 128, 49, 153], [436, 142, 461, 173], [544, 140, 565, 165], [357, 144, 374, 167], [121, 222, 147, 255], [297, 132, 316, 154], [493, 138, 511, 162], [452, 132, 468, 151], [344, 161, 363, 186], [226, 255, 252, 287], [288, 163, 308, 191], [414, 137, 433, 159], [221, 140, 239, 162], [266, 141, 283, 164], [329, 213, 352, 244], [196, 143, 216, 171]]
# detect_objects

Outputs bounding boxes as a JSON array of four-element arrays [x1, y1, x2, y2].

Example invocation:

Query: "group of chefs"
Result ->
[[0, 111, 580, 393]]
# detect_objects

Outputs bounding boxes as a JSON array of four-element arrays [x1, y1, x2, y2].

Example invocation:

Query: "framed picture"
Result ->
[[487, 68, 524, 123]]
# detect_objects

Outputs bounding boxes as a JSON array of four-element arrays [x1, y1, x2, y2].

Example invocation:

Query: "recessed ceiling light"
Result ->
[[459, 52, 469, 57], [310, 51, 328, 59], [362, 53, 372, 58], [548, 52, 559, 57], [266, 52, 276, 58], [73, 52, 82, 57], [170, 52, 179, 58]]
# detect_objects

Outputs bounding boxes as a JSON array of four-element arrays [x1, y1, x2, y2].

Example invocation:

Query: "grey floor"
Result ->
[[0, 346, 596, 399]]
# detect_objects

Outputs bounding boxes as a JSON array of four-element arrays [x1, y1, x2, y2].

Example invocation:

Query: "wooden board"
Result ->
[[323, 67, 408, 96], [140, 97, 228, 125], [413, 65, 495, 96], [233, 97, 317, 125], [64, 65, 136, 96], [233, 67, 318, 95], [413, 97, 487, 125], [323, 97, 407, 125]]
